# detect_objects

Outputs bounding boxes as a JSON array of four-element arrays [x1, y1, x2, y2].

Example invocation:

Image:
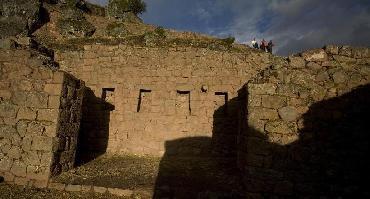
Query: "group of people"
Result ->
[[251, 38, 274, 54]]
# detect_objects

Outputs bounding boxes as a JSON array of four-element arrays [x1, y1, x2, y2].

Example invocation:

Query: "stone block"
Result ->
[[31, 136, 53, 151], [108, 188, 133, 197], [0, 101, 17, 118], [37, 109, 59, 122], [44, 84, 62, 96], [26, 92, 48, 108], [265, 121, 295, 135], [301, 49, 328, 62], [278, 106, 299, 122], [27, 121, 45, 135], [52, 72, 65, 84], [17, 107, 37, 120], [261, 95, 286, 109], [48, 95, 60, 108], [0, 90, 12, 100], [93, 186, 108, 193], [288, 56, 305, 68], [23, 151, 40, 166], [248, 83, 277, 95], [333, 55, 356, 63], [8, 146, 22, 160], [0, 156, 12, 171], [26, 166, 50, 181], [48, 182, 66, 191], [65, 184, 82, 192], [306, 62, 322, 70], [332, 71, 348, 84], [81, 185, 92, 192], [10, 91, 27, 106], [14, 177, 29, 186], [10, 161, 27, 177], [249, 107, 279, 120]]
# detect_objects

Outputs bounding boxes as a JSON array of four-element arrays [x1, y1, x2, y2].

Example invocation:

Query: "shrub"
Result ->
[[108, 0, 146, 18]]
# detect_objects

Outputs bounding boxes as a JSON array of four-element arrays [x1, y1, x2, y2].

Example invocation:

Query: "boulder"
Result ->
[[301, 49, 328, 62], [288, 56, 305, 68]]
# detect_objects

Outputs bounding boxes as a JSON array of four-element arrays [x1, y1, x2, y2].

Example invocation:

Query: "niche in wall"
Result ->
[[102, 88, 115, 110], [137, 89, 152, 112], [214, 92, 228, 115], [176, 90, 191, 115]]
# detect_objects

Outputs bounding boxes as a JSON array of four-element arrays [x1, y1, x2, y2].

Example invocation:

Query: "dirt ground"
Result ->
[[53, 154, 244, 198], [0, 183, 127, 199]]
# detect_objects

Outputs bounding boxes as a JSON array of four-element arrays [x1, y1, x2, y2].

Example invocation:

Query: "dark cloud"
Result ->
[[87, 0, 370, 56]]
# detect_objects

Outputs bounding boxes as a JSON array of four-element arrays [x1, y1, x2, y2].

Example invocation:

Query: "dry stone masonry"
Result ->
[[239, 45, 370, 197], [56, 45, 272, 156], [1, 42, 369, 198], [0, 49, 84, 186]]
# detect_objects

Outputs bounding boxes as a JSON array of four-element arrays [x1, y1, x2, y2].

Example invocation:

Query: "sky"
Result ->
[[88, 0, 370, 56]]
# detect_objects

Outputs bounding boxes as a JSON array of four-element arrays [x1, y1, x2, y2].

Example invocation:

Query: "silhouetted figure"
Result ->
[[267, 40, 274, 54]]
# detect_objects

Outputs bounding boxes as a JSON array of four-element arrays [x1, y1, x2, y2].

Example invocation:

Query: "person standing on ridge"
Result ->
[[260, 39, 266, 51], [251, 38, 258, 49], [267, 40, 274, 54]]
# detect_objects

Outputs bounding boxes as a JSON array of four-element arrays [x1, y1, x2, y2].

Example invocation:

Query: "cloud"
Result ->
[[87, 0, 370, 56]]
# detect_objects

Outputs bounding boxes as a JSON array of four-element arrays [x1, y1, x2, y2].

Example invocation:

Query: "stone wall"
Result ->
[[55, 45, 271, 156], [0, 49, 84, 186], [239, 46, 370, 197]]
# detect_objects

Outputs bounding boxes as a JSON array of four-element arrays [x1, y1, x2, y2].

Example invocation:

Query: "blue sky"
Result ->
[[88, 0, 370, 55]]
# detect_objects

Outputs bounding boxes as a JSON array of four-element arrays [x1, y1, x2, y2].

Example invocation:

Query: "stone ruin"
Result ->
[[0, 1, 369, 198], [1, 42, 369, 197]]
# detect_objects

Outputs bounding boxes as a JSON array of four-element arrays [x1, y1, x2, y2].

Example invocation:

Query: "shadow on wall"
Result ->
[[75, 87, 114, 166], [154, 84, 370, 198], [242, 84, 370, 198], [153, 89, 246, 198]]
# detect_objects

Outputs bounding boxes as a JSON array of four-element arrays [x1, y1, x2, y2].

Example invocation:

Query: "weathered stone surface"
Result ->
[[37, 109, 59, 122], [265, 121, 294, 135], [10, 161, 27, 177], [278, 106, 299, 122], [248, 83, 277, 95], [261, 95, 286, 109], [48, 182, 66, 191], [108, 188, 134, 197], [288, 56, 305, 68], [0, 101, 17, 118], [332, 71, 348, 84], [17, 107, 37, 120], [93, 186, 107, 193], [249, 107, 279, 120], [306, 62, 322, 70], [31, 136, 53, 151], [65, 184, 82, 192], [333, 55, 356, 63], [301, 49, 327, 62]]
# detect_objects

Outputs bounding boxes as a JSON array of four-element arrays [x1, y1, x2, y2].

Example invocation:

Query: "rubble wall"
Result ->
[[0, 49, 84, 186], [239, 46, 370, 197]]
